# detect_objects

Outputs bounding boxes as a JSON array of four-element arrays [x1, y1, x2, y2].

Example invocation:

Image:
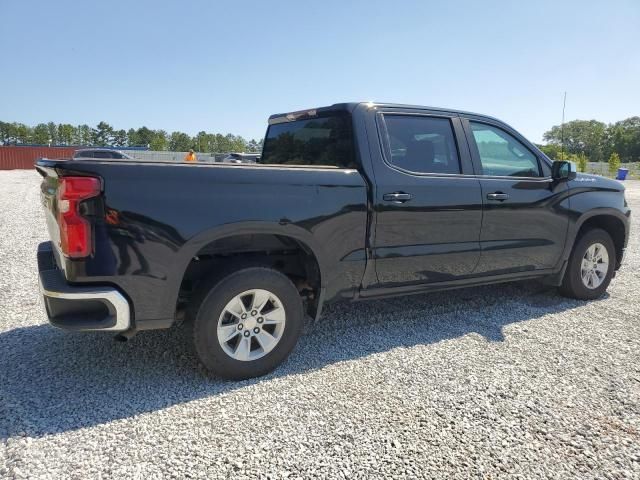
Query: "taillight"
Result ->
[[57, 176, 101, 258]]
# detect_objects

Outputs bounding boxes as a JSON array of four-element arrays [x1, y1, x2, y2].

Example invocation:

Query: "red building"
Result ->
[[0, 146, 78, 170]]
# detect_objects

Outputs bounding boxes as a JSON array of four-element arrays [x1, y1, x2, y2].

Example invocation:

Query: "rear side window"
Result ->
[[260, 114, 355, 168], [383, 115, 461, 174], [469, 122, 541, 177]]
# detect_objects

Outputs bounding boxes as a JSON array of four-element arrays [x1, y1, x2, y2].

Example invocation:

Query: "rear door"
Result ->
[[461, 116, 569, 275], [370, 109, 483, 285]]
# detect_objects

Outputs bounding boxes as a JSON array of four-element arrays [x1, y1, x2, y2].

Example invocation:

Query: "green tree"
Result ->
[[169, 131, 193, 151], [75, 124, 93, 145], [537, 143, 562, 159], [543, 120, 608, 162], [15, 123, 30, 143], [47, 122, 58, 145], [609, 117, 640, 162], [1, 119, 264, 154], [195, 131, 212, 152], [133, 127, 155, 147], [577, 152, 588, 173], [126, 128, 138, 146], [222, 133, 247, 152], [608, 152, 621, 176], [149, 130, 168, 150], [32, 123, 50, 144], [0, 122, 16, 144], [58, 124, 76, 145], [214, 133, 229, 152], [112, 129, 128, 147], [0, 122, 32, 144], [93, 121, 114, 146]]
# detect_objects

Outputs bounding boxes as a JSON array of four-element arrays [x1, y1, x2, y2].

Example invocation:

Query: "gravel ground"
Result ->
[[1, 169, 639, 479]]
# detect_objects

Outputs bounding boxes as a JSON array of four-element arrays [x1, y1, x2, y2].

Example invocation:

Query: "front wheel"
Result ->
[[559, 228, 615, 300], [191, 267, 304, 379]]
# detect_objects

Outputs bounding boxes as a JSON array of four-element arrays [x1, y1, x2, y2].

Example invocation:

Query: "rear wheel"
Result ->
[[559, 228, 615, 300], [190, 267, 304, 379]]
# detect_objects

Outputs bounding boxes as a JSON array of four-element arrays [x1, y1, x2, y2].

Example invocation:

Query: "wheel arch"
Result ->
[[169, 222, 329, 321], [570, 209, 628, 269]]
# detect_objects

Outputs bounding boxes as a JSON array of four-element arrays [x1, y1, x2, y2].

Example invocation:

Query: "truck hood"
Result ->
[[570, 173, 625, 192]]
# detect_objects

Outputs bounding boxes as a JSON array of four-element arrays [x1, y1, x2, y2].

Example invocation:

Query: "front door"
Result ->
[[371, 112, 483, 285], [462, 118, 569, 275]]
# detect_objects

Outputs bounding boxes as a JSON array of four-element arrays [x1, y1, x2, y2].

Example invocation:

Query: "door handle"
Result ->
[[486, 192, 509, 201], [383, 192, 412, 203]]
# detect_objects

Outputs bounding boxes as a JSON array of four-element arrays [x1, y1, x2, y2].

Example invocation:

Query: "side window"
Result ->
[[93, 151, 113, 159], [470, 122, 541, 177], [383, 115, 460, 174]]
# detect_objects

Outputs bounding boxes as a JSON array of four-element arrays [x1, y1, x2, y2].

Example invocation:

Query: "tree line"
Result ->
[[0, 120, 263, 153], [537, 117, 640, 163], [2, 116, 639, 161]]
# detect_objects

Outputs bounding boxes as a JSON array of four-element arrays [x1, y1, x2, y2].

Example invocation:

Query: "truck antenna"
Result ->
[[560, 91, 567, 159]]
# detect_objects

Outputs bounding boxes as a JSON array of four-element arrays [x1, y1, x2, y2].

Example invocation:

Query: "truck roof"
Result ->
[[268, 102, 503, 125]]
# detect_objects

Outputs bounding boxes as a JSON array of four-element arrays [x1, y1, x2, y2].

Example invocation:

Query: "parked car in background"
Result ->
[[36, 102, 630, 380], [73, 148, 132, 160], [220, 152, 260, 163]]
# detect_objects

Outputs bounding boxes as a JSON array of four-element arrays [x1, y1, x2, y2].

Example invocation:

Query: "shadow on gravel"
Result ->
[[0, 280, 604, 439]]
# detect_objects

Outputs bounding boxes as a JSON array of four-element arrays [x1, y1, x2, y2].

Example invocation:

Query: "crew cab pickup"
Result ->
[[36, 102, 631, 379]]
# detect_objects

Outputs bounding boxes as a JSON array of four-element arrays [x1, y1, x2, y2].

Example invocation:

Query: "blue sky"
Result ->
[[1, 0, 638, 142]]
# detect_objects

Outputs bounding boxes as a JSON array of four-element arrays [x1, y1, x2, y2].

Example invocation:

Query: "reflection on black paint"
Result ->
[[102, 208, 184, 277]]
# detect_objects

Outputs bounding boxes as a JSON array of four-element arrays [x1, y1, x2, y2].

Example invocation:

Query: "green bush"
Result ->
[[608, 152, 621, 176], [577, 153, 588, 173]]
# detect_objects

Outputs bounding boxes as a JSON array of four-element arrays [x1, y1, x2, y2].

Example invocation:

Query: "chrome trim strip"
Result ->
[[39, 279, 131, 332]]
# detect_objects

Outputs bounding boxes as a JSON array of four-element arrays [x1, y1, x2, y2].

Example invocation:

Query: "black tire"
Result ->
[[559, 228, 615, 300], [190, 267, 303, 380]]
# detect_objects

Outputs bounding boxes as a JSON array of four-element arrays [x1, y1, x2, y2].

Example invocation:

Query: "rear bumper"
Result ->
[[38, 242, 131, 332]]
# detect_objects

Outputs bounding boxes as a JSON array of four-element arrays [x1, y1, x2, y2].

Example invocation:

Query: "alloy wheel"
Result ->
[[580, 242, 609, 289], [217, 289, 286, 361]]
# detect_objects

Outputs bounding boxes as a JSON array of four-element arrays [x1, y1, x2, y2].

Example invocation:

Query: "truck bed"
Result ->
[[36, 159, 370, 329]]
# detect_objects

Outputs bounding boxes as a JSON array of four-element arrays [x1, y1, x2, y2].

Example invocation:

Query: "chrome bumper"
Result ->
[[37, 242, 131, 332]]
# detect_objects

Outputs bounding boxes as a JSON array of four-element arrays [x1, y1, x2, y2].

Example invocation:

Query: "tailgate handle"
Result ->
[[383, 192, 412, 203], [487, 192, 509, 201]]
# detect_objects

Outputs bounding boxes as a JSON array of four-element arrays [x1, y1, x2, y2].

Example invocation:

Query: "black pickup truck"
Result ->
[[36, 102, 630, 379]]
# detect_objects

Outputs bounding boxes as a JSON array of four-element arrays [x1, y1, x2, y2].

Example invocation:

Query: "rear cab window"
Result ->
[[260, 113, 356, 168]]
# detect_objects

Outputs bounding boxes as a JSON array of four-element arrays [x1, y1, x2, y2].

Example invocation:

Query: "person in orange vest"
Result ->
[[184, 149, 197, 162]]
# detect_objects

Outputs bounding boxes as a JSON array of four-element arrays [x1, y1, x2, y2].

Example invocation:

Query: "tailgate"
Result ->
[[36, 163, 63, 265]]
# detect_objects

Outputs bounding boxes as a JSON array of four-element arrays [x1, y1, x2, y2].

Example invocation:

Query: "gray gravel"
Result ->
[[1, 169, 639, 479]]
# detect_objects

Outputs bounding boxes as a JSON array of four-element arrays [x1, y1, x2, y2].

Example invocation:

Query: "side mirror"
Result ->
[[551, 160, 577, 181]]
